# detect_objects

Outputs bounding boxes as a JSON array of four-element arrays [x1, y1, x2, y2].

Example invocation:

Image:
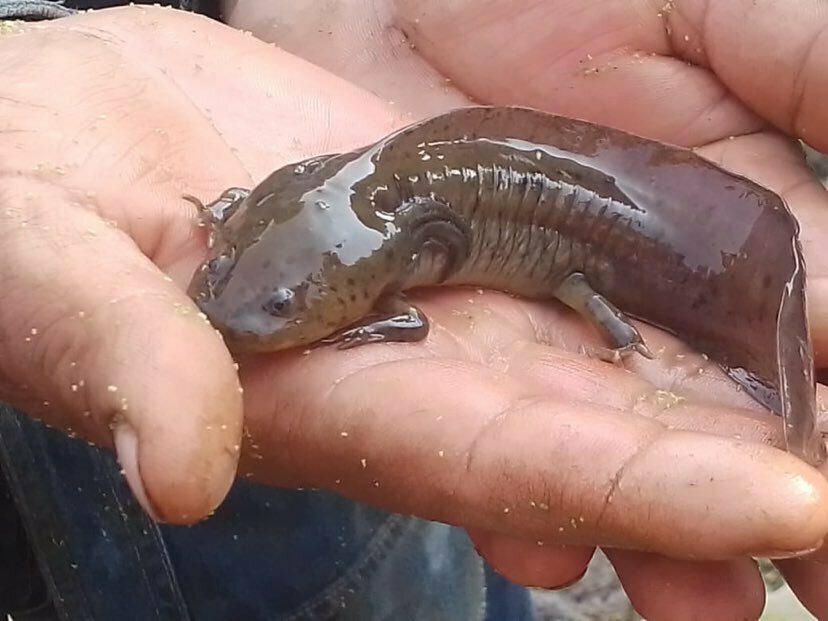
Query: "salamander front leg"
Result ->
[[182, 187, 250, 249], [554, 272, 655, 363], [324, 297, 430, 350]]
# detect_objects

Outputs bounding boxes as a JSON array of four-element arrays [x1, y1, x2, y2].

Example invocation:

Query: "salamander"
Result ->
[[185, 105, 826, 467]]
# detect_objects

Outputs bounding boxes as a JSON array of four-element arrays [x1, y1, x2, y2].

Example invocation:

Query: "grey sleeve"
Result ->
[[0, 0, 76, 19]]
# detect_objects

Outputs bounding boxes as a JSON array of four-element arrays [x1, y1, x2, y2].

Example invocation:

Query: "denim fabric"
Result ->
[[0, 406, 532, 620], [0, 0, 74, 19], [0, 0, 219, 20]]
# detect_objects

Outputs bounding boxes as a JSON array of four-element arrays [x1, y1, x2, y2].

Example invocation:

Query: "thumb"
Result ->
[[0, 180, 243, 524]]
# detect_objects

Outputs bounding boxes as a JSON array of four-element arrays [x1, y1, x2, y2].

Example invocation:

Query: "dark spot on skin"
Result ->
[[349, 294, 357, 302], [347, 278, 355, 286], [335, 243, 344, 249], [262, 260, 271, 269], [763, 274, 773, 288]]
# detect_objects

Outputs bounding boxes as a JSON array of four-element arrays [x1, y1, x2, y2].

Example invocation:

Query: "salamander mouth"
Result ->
[[200, 313, 292, 354]]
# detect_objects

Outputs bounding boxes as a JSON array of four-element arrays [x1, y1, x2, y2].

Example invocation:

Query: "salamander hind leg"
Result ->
[[323, 297, 430, 350], [553, 272, 655, 364]]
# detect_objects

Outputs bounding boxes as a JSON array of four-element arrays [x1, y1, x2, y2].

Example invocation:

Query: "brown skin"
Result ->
[[2, 2, 828, 619]]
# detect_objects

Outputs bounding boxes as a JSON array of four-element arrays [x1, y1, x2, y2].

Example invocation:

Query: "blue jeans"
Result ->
[[0, 405, 533, 620]]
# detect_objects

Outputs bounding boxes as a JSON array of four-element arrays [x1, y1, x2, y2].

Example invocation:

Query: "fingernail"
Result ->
[[540, 565, 589, 591], [756, 541, 823, 560], [113, 419, 162, 522]]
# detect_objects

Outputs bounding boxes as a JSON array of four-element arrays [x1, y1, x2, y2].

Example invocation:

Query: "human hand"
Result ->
[[224, 0, 828, 617], [2, 3, 828, 620]]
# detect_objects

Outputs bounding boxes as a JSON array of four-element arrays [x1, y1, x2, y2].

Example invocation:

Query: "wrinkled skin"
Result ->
[[3, 2, 828, 619]]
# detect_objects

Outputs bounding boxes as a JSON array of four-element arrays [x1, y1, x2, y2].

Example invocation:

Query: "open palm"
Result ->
[[4, 2, 828, 619]]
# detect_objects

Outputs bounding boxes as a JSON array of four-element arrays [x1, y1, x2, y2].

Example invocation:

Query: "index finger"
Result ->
[[233, 0, 828, 151], [690, 0, 828, 151], [395, 0, 828, 149]]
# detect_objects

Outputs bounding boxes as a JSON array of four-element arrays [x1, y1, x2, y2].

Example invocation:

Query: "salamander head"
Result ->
[[186, 154, 394, 353]]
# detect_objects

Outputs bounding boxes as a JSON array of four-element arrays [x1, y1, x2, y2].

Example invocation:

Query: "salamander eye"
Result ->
[[263, 287, 297, 318]]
